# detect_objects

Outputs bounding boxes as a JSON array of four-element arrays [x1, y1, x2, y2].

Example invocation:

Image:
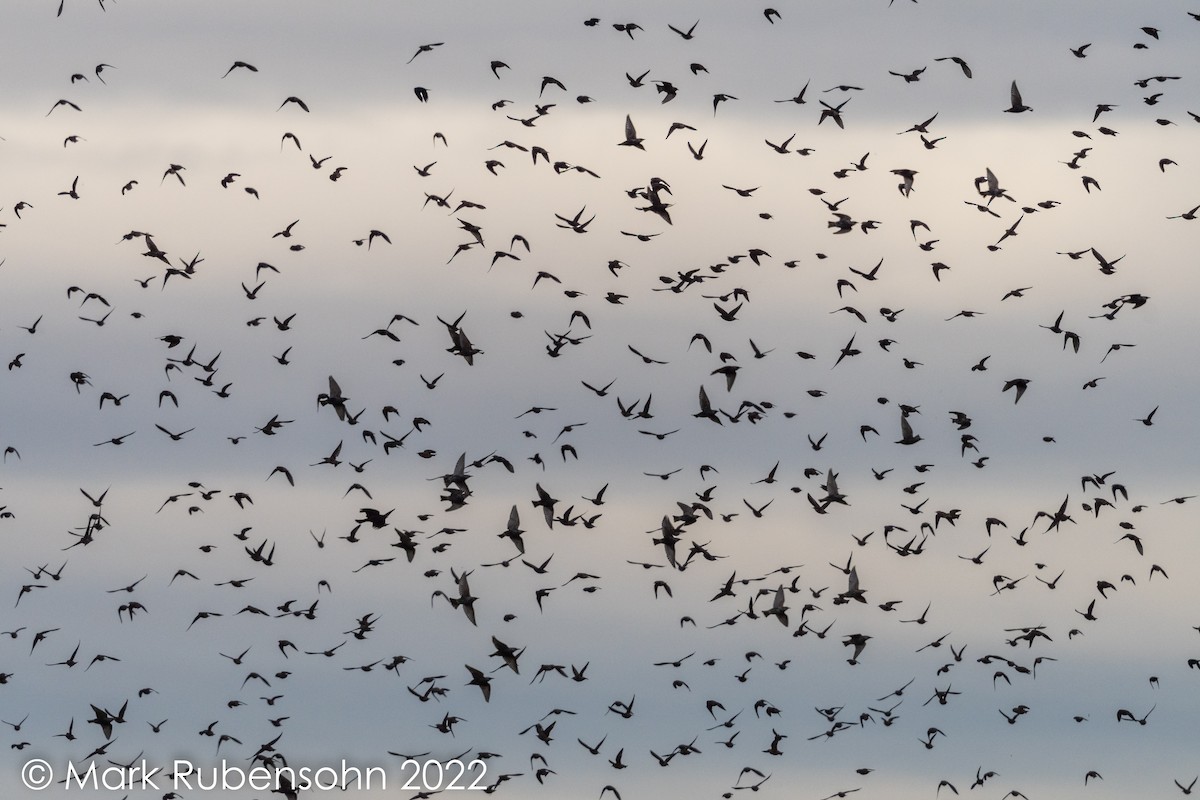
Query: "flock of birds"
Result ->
[[2, 2, 1199, 799]]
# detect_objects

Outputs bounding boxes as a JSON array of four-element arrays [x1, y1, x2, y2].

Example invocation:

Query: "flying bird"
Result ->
[[1004, 81, 1032, 112]]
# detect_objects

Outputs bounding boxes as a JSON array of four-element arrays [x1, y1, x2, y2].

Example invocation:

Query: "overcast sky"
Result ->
[[1, 2, 1199, 799]]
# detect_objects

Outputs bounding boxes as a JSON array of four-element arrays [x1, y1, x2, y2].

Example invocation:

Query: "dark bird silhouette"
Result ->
[[278, 96, 309, 112], [221, 61, 258, 78], [1004, 81, 1032, 112]]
